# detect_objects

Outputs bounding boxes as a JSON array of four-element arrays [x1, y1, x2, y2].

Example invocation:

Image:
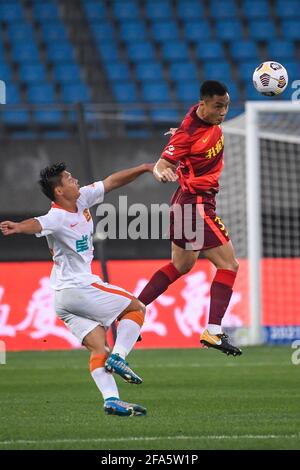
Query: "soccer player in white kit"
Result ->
[[0, 162, 154, 417]]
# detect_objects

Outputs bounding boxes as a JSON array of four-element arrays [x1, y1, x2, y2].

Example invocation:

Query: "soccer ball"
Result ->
[[253, 61, 288, 96]]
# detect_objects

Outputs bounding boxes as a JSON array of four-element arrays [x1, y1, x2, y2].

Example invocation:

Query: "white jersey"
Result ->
[[35, 181, 105, 290]]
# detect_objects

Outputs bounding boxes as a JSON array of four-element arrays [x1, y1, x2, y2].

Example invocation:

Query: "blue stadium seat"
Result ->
[[32, 2, 59, 21], [169, 62, 198, 81], [145, 0, 172, 19], [52, 64, 82, 82], [227, 83, 239, 101], [97, 42, 122, 61], [281, 61, 299, 82], [276, 0, 300, 18], [119, 21, 146, 42], [209, 0, 238, 18], [2, 110, 29, 124], [141, 82, 171, 102], [5, 84, 21, 104], [176, 1, 205, 19], [151, 21, 179, 42], [61, 83, 91, 103], [104, 62, 131, 81], [135, 62, 164, 81], [0, 63, 12, 81], [40, 23, 68, 42], [203, 62, 231, 81], [46, 43, 75, 62], [183, 21, 211, 42], [89, 21, 115, 41], [127, 42, 156, 62], [19, 64, 47, 83], [229, 40, 258, 60], [27, 84, 56, 103], [150, 108, 179, 122], [238, 60, 261, 81], [248, 20, 277, 40], [11, 43, 40, 63], [281, 21, 300, 40], [215, 20, 243, 41], [121, 109, 147, 123], [176, 81, 199, 103], [7, 23, 34, 42], [161, 41, 190, 62], [196, 41, 224, 60], [34, 110, 63, 124], [242, 0, 270, 18], [226, 106, 244, 120], [245, 82, 270, 100], [0, 2, 23, 21], [268, 40, 295, 61], [113, 1, 140, 20], [83, 1, 107, 20], [111, 82, 139, 103]]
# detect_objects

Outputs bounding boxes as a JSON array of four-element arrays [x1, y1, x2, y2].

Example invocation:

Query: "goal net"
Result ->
[[221, 101, 300, 345]]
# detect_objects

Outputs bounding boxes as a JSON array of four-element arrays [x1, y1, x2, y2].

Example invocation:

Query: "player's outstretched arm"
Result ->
[[103, 163, 155, 193], [0, 218, 42, 236], [153, 159, 178, 183]]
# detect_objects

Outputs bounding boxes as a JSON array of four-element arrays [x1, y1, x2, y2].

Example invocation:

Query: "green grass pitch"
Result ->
[[0, 346, 299, 450]]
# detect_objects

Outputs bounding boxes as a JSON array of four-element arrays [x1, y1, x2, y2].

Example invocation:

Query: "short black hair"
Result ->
[[200, 80, 228, 99], [39, 162, 67, 201]]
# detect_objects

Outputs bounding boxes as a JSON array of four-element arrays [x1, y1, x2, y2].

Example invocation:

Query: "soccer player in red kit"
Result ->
[[138, 81, 242, 356]]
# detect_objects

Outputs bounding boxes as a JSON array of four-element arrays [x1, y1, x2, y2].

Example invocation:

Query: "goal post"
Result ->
[[222, 101, 300, 345]]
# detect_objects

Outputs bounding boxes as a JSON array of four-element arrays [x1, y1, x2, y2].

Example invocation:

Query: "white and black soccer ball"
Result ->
[[253, 61, 288, 96]]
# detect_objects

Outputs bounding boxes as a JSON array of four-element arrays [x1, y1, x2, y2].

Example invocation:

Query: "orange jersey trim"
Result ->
[[196, 196, 228, 245], [91, 282, 133, 300]]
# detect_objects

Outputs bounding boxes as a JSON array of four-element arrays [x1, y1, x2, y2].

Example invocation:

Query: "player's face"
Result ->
[[201, 93, 230, 125], [58, 171, 80, 199]]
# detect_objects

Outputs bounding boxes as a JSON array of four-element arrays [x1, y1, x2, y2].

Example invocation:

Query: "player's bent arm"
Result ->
[[102, 163, 154, 193], [153, 158, 178, 183], [0, 218, 42, 236]]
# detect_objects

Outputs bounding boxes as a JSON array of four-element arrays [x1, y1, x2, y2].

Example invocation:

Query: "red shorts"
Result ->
[[169, 187, 230, 251]]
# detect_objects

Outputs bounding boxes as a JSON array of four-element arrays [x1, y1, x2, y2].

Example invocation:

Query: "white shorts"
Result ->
[[55, 278, 133, 344]]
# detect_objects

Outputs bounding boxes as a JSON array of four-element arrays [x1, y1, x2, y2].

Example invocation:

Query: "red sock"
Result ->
[[208, 269, 237, 325], [138, 262, 181, 305]]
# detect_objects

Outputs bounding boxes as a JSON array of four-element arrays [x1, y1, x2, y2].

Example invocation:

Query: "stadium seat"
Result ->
[[96, 42, 122, 62], [245, 82, 270, 100], [111, 82, 139, 103], [238, 60, 261, 81], [196, 41, 224, 60], [32, 2, 59, 21], [2, 110, 29, 124], [27, 84, 56, 103], [61, 83, 91, 103], [34, 110, 63, 124], [46, 43, 76, 63], [281, 21, 300, 40], [144, 0, 173, 19], [40, 23, 68, 42], [183, 21, 211, 42], [248, 20, 277, 40], [267, 40, 295, 61], [52, 64, 82, 83], [161, 42, 190, 62], [89, 21, 115, 41], [5, 84, 21, 104], [215, 20, 243, 41], [19, 64, 47, 83], [203, 62, 231, 81], [150, 108, 179, 122], [229, 40, 258, 60], [119, 21, 146, 42], [280, 61, 299, 82], [176, 81, 200, 103], [83, 0, 107, 20], [7, 23, 34, 42], [227, 83, 239, 101], [141, 82, 171, 102], [0, 2, 24, 22], [169, 62, 198, 81], [241, 0, 270, 18], [226, 106, 244, 120], [127, 42, 156, 62], [209, 0, 238, 18], [0, 63, 12, 81], [275, 0, 300, 18], [112, 1, 140, 20], [150, 21, 179, 42], [135, 62, 164, 81], [176, 1, 205, 19], [104, 62, 131, 81], [11, 43, 40, 63]]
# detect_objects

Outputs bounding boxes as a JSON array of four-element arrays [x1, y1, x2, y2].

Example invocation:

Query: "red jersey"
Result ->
[[161, 104, 224, 194]]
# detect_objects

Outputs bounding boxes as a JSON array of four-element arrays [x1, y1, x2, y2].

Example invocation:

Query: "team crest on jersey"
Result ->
[[83, 208, 92, 222], [205, 135, 224, 159]]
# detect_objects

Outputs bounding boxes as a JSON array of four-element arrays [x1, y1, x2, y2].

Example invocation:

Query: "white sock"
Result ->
[[91, 367, 119, 401], [207, 323, 223, 335], [112, 319, 141, 359]]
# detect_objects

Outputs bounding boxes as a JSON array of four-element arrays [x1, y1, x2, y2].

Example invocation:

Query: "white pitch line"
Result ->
[[0, 434, 299, 446]]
